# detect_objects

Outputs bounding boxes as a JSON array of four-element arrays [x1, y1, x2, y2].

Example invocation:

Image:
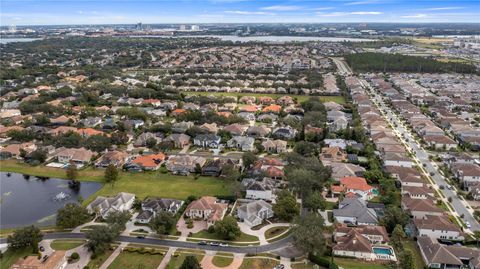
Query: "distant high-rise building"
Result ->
[[136, 22, 143, 30], [8, 25, 16, 33], [191, 25, 200, 31], [179, 25, 186, 31]]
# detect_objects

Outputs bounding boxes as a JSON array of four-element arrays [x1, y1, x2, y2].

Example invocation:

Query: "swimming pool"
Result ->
[[373, 247, 392, 255]]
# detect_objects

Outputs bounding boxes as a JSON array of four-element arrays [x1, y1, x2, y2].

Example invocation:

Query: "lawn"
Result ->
[[87, 248, 115, 269], [190, 230, 259, 242], [50, 240, 85, 250], [238, 258, 279, 269], [403, 240, 425, 269], [264, 226, 290, 240], [334, 258, 390, 269], [183, 91, 346, 104], [212, 253, 234, 267], [0, 248, 35, 269], [0, 160, 232, 203], [107, 251, 163, 269], [166, 251, 204, 269], [292, 261, 325, 269]]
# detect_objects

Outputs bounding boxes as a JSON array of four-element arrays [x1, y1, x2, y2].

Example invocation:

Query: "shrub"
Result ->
[[70, 252, 80, 260]]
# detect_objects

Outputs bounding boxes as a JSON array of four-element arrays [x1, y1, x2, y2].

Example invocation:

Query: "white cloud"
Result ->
[[344, 0, 378, 6], [224, 10, 274, 15], [261, 5, 302, 11], [401, 14, 428, 18], [312, 7, 334, 11], [426, 7, 464, 11], [317, 11, 382, 16], [350, 11, 383, 15]]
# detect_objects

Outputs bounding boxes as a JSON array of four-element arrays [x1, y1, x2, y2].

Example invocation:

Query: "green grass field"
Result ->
[[183, 91, 346, 104], [212, 253, 234, 267], [238, 258, 279, 269], [107, 251, 163, 269], [87, 248, 115, 269], [167, 251, 205, 269], [50, 240, 85, 251], [190, 230, 259, 242], [0, 248, 35, 269], [404, 240, 425, 269], [264, 226, 289, 239], [0, 160, 232, 204]]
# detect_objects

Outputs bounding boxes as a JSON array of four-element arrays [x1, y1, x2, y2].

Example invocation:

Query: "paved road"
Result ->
[[331, 57, 480, 232], [362, 79, 480, 232], [0, 232, 293, 254]]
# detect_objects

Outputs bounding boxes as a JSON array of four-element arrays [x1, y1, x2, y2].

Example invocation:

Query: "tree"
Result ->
[[220, 164, 240, 181], [294, 141, 317, 156], [145, 137, 157, 149], [242, 151, 258, 168], [292, 212, 325, 255], [180, 255, 201, 269], [86, 135, 112, 152], [28, 149, 47, 163], [66, 161, 78, 181], [104, 164, 119, 187], [380, 205, 410, 233], [287, 168, 326, 199], [214, 216, 241, 240], [273, 190, 299, 221], [390, 224, 406, 252], [7, 226, 43, 253], [104, 211, 131, 231], [56, 203, 91, 228], [399, 249, 416, 269], [473, 231, 480, 247], [149, 211, 176, 235], [85, 226, 118, 256], [303, 192, 326, 212]]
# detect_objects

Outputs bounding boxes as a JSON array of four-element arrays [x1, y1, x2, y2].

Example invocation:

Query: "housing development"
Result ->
[[0, 21, 480, 269]]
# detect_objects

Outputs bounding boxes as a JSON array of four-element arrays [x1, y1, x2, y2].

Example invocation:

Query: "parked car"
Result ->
[[137, 235, 145, 239], [219, 243, 229, 247], [39, 246, 45, 252], [465, 221, 471, 229], [198, 241, 207, 245], [274, 265, 285, 269], [210, 242, 220, 246]]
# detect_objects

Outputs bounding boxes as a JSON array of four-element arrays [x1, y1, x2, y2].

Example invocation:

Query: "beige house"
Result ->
[[184, 196, 228, 227]]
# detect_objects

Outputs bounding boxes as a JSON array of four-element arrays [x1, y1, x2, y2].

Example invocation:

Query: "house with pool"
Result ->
[[333, 224, 397, 262]]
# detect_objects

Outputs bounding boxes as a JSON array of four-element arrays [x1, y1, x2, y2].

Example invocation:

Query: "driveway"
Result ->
[[238, 222, 290, 245], [200, 252, 244, 269], [123, 212, 153, 236], [65, 244, 91, 269], [176, 216, 208, 240]]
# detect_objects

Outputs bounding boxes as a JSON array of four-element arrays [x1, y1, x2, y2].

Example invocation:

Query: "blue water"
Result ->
[[0, 172, 102, 228], [373, 247, 392, 255]]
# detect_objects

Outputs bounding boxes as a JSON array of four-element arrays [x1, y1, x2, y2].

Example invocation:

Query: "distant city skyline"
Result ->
[[1, 0, 479, 26]]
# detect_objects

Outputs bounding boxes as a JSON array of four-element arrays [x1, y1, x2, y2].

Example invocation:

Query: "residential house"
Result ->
[[331, 177, 376, 201], [226, 136, 255, 151], [333, 228, 396, 261], [54, 147, 95, 166], [0, 142, 37, 159], [451, 163, 480, 190], [193, 134, 221, 148], [185, 196, 228, 227], [223, 124, 248, 136], [95, 150, 129, 168], [10, 250, 67, 269], [202, 159, 239, 177], [199, 123, 219, 134], [272, 126, 297, 140], [383, 152, 414, 168], [136, 198, 184, 223], [413, 215, 464, 241], [172, 121, 194, 133], [246, 125, 271, 138], [329, 162, 366, 181], [243, 178, 276, 201], [261, 139, 287, 154], [333, 198, 379, 225], [164, 134, 191, 148], [417, 236, 480, 269], [166, 155, 206, 175], [128, 153, 166, 171], [401, 186, 434, 200], [237, 200, 274, 227], [401, 197, 444, 219], [424, 135, 458, 150], [86, 192, 135, 218], [134, 132, 163, 147], [319, 147, 347, 164]]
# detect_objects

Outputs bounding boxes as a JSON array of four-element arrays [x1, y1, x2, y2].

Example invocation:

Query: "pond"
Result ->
[[0, 172, 102, 229]]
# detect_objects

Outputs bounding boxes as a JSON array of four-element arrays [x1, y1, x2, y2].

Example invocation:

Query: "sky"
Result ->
[[1, 0, 479, 26]]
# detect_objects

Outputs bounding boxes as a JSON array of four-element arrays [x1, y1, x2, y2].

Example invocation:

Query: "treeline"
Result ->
[[345, 52, 477, 74]]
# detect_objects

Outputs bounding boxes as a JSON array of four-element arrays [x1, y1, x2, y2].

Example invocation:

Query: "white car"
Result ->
[[465, 221, 471, 229]]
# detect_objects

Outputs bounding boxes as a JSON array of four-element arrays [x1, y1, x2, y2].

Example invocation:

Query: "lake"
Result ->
[[0, 38, 42, 44], [0, 172, 102, 229], [131, 35, 375, 43]]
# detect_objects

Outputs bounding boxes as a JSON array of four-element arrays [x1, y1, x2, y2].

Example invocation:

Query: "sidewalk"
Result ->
[[99, 242, 128, 269], [156, 247, 177, 269]]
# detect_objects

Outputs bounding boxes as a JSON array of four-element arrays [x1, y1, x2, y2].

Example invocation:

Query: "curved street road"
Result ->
[[0, 232, 293, 254]]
